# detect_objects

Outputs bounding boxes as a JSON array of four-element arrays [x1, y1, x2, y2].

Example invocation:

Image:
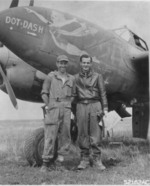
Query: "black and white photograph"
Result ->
[[0, 0, 149, 184]]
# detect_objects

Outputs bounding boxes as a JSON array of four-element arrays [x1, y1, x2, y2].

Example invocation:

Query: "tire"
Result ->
[[24, 127, 58, 167], [24, 127, 44, 166], [24, 120, 77, 166]]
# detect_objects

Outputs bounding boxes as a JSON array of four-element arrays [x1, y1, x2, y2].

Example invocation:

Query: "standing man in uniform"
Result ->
[[74, 54, 108, 170], [41, 55, 74, 172]]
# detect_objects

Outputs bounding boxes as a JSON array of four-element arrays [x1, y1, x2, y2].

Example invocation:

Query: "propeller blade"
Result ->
[[0, 65, 18, 109], [29, 0, 34, 6], [9, 0, 19, 8]]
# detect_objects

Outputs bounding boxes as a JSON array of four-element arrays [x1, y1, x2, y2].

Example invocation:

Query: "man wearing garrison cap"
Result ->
[[41, 54, 75, 172]]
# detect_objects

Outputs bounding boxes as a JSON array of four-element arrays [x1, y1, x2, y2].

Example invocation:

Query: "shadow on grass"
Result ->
[[101, 138, 150, 169]]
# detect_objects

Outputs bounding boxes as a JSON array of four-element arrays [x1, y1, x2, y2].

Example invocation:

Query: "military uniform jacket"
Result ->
[[41, 71, 74, 109], [74, 70, 108, 111]]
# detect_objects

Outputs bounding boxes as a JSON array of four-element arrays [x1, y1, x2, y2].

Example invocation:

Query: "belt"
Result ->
[[78, 99, 99, 104], [50, 97, 71, 102]]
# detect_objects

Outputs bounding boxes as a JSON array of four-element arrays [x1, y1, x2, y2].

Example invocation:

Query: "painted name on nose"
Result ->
[[5, 16, 44, 34]]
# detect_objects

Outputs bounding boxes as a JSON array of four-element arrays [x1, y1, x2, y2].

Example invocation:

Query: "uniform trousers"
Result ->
[[42, 102, 71, 163], [76, 101, 103, 159]]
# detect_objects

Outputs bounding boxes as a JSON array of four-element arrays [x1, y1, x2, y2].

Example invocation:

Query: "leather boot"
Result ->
[[92, 157, 106, 171], [40, 162, 49, 173], [77, 157, 90, 170], [56, 155, 64, 163]]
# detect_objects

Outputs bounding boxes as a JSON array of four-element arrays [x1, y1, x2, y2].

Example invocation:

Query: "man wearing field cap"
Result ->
[[41, 54, 75, 172]]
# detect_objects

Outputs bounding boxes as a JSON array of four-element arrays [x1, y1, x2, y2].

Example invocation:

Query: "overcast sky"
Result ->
[[0, 0, 149, 120]]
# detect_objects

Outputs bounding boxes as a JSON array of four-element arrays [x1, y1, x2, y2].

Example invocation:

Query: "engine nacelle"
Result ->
[[2, 64, 46, 102]]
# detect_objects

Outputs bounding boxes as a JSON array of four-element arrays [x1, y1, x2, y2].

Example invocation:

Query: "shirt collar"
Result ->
[[54, 71, 70, 79], [79, 69, 93, 78]]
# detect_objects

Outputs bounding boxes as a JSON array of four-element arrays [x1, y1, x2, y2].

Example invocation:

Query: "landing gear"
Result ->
[[24, 106, 55, 166], [132, 102, 149, 139], [24, 127, 44, 166], [24, 127, 58, 166], [24, 106, 78, 166]]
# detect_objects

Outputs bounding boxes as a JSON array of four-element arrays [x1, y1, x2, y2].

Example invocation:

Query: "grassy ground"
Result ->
[[0, 118, 150, 185]]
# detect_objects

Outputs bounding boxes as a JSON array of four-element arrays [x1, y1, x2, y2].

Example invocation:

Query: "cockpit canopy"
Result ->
[[113, 26, 148, 51]]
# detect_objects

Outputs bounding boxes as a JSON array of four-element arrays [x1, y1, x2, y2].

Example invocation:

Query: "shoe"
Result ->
[[40, 165, 49, 173], [93, 159, 106, 171], [77, 159, 90, 170], [56, 155, 64, 162]]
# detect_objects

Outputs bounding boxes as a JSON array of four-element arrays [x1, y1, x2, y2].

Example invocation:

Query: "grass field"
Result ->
[[0, 118, 150, 185]]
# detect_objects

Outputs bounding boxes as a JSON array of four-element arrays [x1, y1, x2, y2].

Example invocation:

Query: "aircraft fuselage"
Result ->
[[0, 6, 148, 104]]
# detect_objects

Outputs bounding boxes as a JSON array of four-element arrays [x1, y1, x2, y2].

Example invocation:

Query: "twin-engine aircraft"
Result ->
[[0, 0, 149, 140]]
